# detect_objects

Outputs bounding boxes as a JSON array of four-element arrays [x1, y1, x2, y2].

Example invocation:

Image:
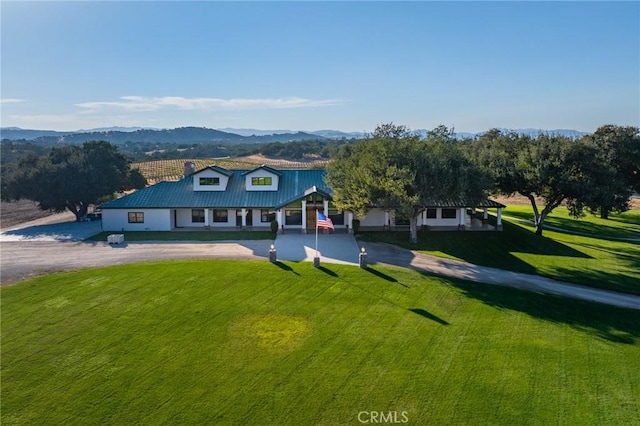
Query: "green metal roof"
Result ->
[[241, 164, 282, 176], [100, 169, 332, 209], [194, 165, 234, 176], [420, 198, 506, 208], [100, 167, 505, 210]]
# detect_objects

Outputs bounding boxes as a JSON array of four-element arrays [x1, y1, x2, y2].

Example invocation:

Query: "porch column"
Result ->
[[323, 199, 329, 215], [384, 211, 390, 230], [301, 200, 307, 234], [204, 208, 210, 228], [483, 207, 488, 220], [459, 208, 466, 230], [497, 208, 503, 230], [276, 209, 283, 234], [241, 208, 247, 229], [347, 211, 353, 234]]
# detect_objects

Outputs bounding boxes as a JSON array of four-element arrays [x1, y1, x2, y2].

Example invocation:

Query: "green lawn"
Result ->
[[87, 230, 275, 242], [358, 207, 640, 295], [503, 205, 640, 240], [2, 260, 639, 425]]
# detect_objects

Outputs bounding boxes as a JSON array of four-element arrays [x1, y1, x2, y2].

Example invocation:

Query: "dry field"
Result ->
[[0, 200, 59, 229], [133, 156, 328, 184]]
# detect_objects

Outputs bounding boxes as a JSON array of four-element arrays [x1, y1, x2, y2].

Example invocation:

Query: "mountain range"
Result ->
[[0, 126, 590, 144]]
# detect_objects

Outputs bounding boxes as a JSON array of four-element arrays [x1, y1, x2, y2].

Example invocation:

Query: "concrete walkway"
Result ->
[[274, 233, 361, 265]]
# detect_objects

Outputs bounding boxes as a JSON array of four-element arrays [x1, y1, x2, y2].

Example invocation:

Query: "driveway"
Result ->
[[0, 215, 103, 242], [1, 221, 639, 310], [363, 242, 640, 311]]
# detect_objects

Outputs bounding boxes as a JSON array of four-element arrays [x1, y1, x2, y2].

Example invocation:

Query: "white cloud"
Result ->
[[0, 98, 25, 104], [76, 96, 342, 112]]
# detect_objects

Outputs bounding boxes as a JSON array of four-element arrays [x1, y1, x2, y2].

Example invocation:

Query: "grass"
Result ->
[[358, 207, 640, 295], [2, 260, 639, 425], [503, 205, 640, 241], [87, 230, 276, 242]]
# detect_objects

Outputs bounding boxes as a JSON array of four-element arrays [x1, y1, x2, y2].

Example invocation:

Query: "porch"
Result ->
[[360, 216, 497, 232]]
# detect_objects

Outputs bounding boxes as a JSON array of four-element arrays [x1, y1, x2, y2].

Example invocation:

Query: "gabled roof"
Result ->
[[274, 185, 333, 209], [100, 169, 331, 209], [192, 165, 234, 177], [241, 164, 282, 176]]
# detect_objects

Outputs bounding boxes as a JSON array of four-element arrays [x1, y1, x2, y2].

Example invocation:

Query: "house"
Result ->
[[100, 164, 505, 232]]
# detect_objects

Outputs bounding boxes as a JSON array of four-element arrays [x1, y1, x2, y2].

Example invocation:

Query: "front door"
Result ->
[[306, 207, 316, 229]]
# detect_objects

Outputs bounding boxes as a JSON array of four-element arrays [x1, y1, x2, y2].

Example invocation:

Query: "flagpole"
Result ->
[[315, 208, 319, 258]]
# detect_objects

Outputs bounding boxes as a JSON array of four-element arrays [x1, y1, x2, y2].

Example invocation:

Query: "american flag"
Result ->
[[317, 211, 334, 230]]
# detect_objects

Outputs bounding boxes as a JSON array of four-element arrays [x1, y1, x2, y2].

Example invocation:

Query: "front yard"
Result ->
[[357, 207, 640, 295], [2, 260, 639, 425]]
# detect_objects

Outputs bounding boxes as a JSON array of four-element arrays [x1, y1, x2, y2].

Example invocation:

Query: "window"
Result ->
[[285, 210, 302, 225], [213, 209, 228, 223], [442, 208, 457, 219], [199, 177, 220, 186], [128, 212, 144, 223], [192, 209, 205, 223], [261, 209, 276, 223], [426, 208, 437, 219], [395, 214, 410, 226], [251, 176, 272, 186], [328, 210, 344, 225]]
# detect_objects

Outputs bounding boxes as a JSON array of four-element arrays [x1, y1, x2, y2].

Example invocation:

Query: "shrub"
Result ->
[[270, 220, 279, 233], [352, 219, 360, 234]]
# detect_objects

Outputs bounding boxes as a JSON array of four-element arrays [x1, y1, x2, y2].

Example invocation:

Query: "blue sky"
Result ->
[[1, 1, 638, 133]]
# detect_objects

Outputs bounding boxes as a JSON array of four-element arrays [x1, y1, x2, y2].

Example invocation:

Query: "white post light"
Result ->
[[359, 246, 368, 269], [269, 243, 277, 262]]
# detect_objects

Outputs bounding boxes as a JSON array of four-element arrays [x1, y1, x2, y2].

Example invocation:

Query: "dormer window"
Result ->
[[243, 165, 281, 191], [251, 177, 272, 186], [200, 177, 220, 186]]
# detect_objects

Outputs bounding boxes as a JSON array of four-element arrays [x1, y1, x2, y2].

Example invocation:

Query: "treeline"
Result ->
[[1, 137, 356, 164], [326, 123, 639, 242]]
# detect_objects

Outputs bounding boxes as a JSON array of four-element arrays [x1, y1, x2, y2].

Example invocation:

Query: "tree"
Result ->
[[581, 125, 640, 218], [326, 124, 490, 243], [4, 141, 147, 221], [475, 130, 594, 236]]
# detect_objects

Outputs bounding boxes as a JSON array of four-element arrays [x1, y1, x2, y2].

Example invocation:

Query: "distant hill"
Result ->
[[217, 127, 297, 137], [0, 127, 71, 140], [1, 125, 590, 144], [0, 126, 325, 144], [309, 129, 366, 139], [413, 128, 590, 140]]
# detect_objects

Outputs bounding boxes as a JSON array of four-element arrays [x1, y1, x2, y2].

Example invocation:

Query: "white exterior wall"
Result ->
[[251, 209, 272, 228], [356, 208, 466, 228], [102, 209, 172, 231], [423, 208, 461, 227], [208, 209, 234, 227], [358, 209, 387, 227], [244, 170, 279, 191], [193, 169, 229, 191], [175, 208, 272, 228]]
